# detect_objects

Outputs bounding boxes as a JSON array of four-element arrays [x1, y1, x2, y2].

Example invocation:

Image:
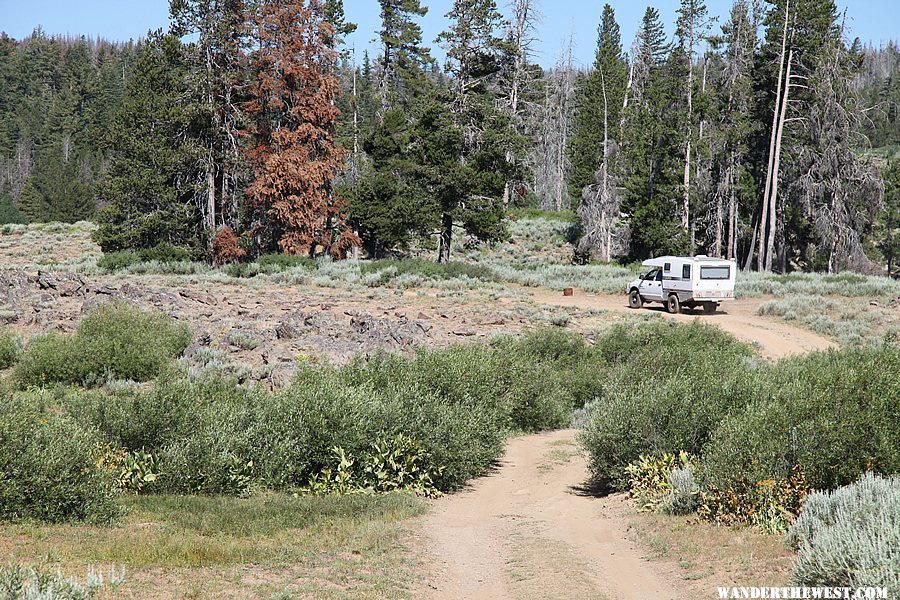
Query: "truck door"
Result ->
[[640, 268, 663, 301]]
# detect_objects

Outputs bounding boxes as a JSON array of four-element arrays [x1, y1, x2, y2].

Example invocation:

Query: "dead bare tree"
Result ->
[[578, 61, 624, 260], [531, 38, 575, 211], [794, 28, 883, 273], [503, 0, 541, 204]]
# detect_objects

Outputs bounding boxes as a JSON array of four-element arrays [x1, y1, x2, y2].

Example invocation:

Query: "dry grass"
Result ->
[[627, 510, 794, 591], [0, 492, 426, 599]]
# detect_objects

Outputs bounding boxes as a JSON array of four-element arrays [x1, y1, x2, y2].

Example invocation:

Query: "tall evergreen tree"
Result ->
[[792, 34, 883, 273], [711, 0, 758, 260], [170, 0, 249, 238], [620, 7, 685, 257], [347, 0, 434, 256], [568, 5, 627, 201], [93, 33, 204, 253], [377, 0, 433, 110], [751, 0, 840, 271], [435, 0, 517, 262], [674, 0, 711, 247]]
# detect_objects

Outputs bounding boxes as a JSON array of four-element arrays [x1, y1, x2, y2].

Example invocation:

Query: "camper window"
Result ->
[[682, 265, 691, 279], [664, 262, 671, 272], [700, 266, 730, 280]]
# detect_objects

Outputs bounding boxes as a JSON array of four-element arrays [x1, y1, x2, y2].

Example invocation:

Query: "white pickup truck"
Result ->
[[627, 255, 736, 314]]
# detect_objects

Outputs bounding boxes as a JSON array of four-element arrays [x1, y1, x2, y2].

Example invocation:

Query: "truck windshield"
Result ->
[[700, 266, 730, 280]]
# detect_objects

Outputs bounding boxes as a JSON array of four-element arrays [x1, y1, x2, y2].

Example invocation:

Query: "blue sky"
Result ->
[[1, 0, 897, 68]]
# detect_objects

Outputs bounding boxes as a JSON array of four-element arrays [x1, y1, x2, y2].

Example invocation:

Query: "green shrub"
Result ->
[[223, 261, 260, 278], [786, 473, 900, 594], [14, 303, 192, 387], [360, 258, 497, 284], [0, 396, 120, 524], [97, 243, 194, 272], [700, 346, 900, 493], [139, 243, 193, 263], [96, 250, 141, 272], [0, 330, 22, 369], [579, 321, 758, 489]]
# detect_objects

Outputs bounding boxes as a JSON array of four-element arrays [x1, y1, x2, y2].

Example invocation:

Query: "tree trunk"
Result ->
[[601, 66, 610, 261], [206, 157, 216, 235], [765, 46, 793, 272], [759, 0, 790, 271], [744, 217, 759, 271], [681, 12, 696, 246], [726, 154, 737, 260], [438, 213, 453, 263]]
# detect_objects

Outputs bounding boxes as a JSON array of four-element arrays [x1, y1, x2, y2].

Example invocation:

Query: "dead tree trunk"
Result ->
[[765, 46, 793, 272], [758, 0, 790, 271]]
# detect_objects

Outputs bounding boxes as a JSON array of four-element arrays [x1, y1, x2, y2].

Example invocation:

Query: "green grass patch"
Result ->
[[0, 492, 425, 598]]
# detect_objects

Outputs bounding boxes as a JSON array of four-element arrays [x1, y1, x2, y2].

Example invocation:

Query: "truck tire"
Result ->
[[667, 294, 681, 314], [703, 302, 718, 314], [629, 289, 643, 309]]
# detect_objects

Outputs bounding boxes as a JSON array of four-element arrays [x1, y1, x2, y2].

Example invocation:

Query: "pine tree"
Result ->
[[244, 0, 359, 258], [793, 34, 883, 273], [378, 0, 433, 110], [674, 0, 711, 248], [17, 179, 48, 223], [435, 0, 517, 262], [347, 0, 435, 255], [170, 0, 250, 237], [620, 7, 685, 258], [569, 4, 626, 200], [712, 0, 758, 260], [751, 0, 840, 271], [94, 32, 204, 252]]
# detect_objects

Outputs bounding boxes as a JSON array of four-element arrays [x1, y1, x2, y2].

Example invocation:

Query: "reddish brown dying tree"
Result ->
[[212, 225, 247, 265], [244, 0, 359, 257]]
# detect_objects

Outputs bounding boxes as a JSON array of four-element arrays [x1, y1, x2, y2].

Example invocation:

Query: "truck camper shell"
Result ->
[[626, 255, 736, 314]]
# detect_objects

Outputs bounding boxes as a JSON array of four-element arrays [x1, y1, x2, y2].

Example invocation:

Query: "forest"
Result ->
[[0, 0, 898, 274]]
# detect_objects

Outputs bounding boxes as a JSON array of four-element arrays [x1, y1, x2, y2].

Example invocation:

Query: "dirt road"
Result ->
[[530, 289, 836, 360], [418, 292, 837, 599], [420, 429, 686, 600]]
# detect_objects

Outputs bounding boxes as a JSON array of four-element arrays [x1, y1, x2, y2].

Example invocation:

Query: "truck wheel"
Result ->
[[703, 302, 718, 314], [629, 289, 643, 309], [667, 294, 681, 314]]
